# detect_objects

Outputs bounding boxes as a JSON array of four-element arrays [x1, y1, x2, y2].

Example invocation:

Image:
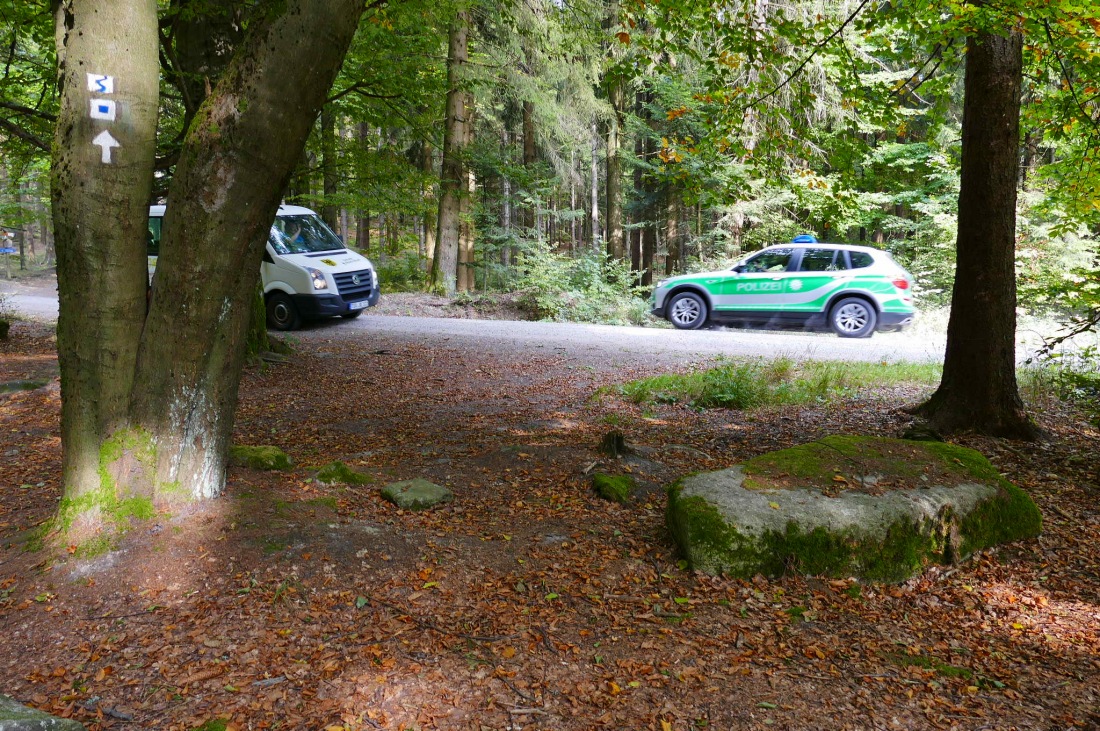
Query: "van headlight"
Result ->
[[305, 267, 328, 290]]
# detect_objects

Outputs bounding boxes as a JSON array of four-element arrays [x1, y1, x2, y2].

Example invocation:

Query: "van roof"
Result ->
[[147, 204, 318, 218]]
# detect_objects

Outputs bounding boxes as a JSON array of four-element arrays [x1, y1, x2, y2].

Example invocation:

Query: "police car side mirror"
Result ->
[[732, 265, 745, 273]]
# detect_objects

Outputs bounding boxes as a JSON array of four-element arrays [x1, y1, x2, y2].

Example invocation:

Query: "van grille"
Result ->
[[334, 269, 373, 301]]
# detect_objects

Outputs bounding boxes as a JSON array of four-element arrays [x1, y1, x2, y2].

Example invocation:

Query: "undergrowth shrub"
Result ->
[[1020, 341, 1100, 425], [376, 251, 427, 292], [516, 243, 650, 326], [614, 358, 941, 410], [0, 292, 12, 340]]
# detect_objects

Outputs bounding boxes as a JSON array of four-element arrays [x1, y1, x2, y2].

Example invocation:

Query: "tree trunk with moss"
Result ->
[[914, 30, 1038, 439], [50, 0, 364, 546]]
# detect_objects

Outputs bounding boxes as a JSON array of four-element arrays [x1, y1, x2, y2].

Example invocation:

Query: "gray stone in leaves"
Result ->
[[381, 478, 453, 511], [0, 694, 87, 730]]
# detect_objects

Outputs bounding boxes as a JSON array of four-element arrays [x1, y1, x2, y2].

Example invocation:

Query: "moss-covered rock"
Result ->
[[667, 436, 1041, 582], [593, 473, 634, 504], [228, 445, 293, 471], [315, 461, 372, 485], [381, 479, 452, 511]]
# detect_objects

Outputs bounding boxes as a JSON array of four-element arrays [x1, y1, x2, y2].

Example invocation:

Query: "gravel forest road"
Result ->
[[0, 262, 963, 368], [3, 278, 950, 364]]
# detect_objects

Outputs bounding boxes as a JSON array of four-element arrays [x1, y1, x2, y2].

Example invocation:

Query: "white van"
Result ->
[[148, 204, 380, 330]]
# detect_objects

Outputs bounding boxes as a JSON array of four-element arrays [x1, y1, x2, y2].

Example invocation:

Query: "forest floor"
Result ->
[[0, 316, 1098, 731]]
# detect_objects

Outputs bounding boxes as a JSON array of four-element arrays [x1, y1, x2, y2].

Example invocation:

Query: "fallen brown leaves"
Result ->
[[0, 322, 1098, 730]]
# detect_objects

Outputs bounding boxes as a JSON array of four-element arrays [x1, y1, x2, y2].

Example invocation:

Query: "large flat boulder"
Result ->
[[667, 436, 1041, 582]]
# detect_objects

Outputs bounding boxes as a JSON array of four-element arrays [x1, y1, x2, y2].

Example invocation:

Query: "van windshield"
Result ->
[[270, 215, 344, 255]]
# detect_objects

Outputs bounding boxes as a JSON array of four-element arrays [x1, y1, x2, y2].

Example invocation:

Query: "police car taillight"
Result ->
[[892, 278, 909, 290]]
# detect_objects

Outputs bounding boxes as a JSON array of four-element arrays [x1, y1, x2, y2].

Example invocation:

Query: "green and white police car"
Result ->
[[650, 236, 916, 338]]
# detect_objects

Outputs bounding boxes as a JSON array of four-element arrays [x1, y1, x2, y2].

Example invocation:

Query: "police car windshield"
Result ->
[[270, 215, 344, 255]]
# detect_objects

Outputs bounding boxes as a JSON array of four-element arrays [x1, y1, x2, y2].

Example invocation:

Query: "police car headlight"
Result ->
[[656, 279, 669, 288], [305, 267, 328, 290]]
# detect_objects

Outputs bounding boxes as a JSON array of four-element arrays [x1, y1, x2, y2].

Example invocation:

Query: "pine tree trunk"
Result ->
[[665, 188, 680, 275], [914, 29, 1038, 439], [433, 10, 469, 296], [522, 101, 537, 235], [605, 76, 625, 260], [590, 122, 600, 248], [457, 100, 476, 292]]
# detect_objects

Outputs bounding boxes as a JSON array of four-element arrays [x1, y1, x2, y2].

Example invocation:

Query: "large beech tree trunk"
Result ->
[[914, 29, 1038, 439], [52, 0, 161, 514], [51, 0, 364, 543]]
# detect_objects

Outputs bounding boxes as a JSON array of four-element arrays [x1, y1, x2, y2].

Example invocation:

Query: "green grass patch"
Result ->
[[615, 358, 941, 410], [887, 651, 972, 679]]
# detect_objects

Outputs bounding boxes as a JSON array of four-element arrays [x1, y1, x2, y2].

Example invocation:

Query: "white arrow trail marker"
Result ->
[[89, 99, 117, 121], [87, 73, 114, 94], [93, 130, 120, 164]]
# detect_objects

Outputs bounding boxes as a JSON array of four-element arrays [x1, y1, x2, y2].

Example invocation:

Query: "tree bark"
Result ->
[[914, 29, 1038, 439], [51, 0, 161, 526], [321, 105, 339, 229], [457, 101, 476, 293], [51, 0, 365, 545], [605, 75, 625, 260], [590, 121, 600, 249], [432, 10, 469, 296], [522, 100, 537, 235]]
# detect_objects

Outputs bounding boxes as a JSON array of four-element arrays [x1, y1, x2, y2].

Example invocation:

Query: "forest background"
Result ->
[[1, 0, 1098, 329]]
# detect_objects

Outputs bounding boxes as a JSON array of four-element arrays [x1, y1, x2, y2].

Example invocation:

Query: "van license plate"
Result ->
[[349, 300, 369, 311]]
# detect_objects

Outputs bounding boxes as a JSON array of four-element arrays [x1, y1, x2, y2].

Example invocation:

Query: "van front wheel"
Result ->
[[267, 292, 301, 331]]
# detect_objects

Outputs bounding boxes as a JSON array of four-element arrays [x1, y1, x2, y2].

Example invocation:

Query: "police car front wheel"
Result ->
[[667, 292, 708, 330], [830, 298, 876, 338]]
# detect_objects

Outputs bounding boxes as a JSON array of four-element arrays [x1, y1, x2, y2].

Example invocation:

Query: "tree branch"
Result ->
[[0, 116, 49, 151], [1042, 20, 1100, 137], [0, 100, 56, 122], [744, 0, 874, 112]]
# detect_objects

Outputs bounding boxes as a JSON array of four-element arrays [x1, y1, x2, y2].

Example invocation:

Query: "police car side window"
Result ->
[[799, 248, 836, 272], [849, 251, 873, 269], [743, 248, 793, 273]]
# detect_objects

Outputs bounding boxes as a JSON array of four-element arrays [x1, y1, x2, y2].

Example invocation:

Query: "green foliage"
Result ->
[[616, 358, 940, 410], [377, 251, 429, 292], [516, 243, 650, 325]]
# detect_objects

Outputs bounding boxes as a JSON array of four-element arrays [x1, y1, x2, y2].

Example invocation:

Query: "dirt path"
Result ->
[[0, 317, 1098, 730]]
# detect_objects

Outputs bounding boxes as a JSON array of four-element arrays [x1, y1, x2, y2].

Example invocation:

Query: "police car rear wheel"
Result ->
[[668, 292, 708, 330], [830, 298, 876, 338], [267, 292, 302, 331]]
